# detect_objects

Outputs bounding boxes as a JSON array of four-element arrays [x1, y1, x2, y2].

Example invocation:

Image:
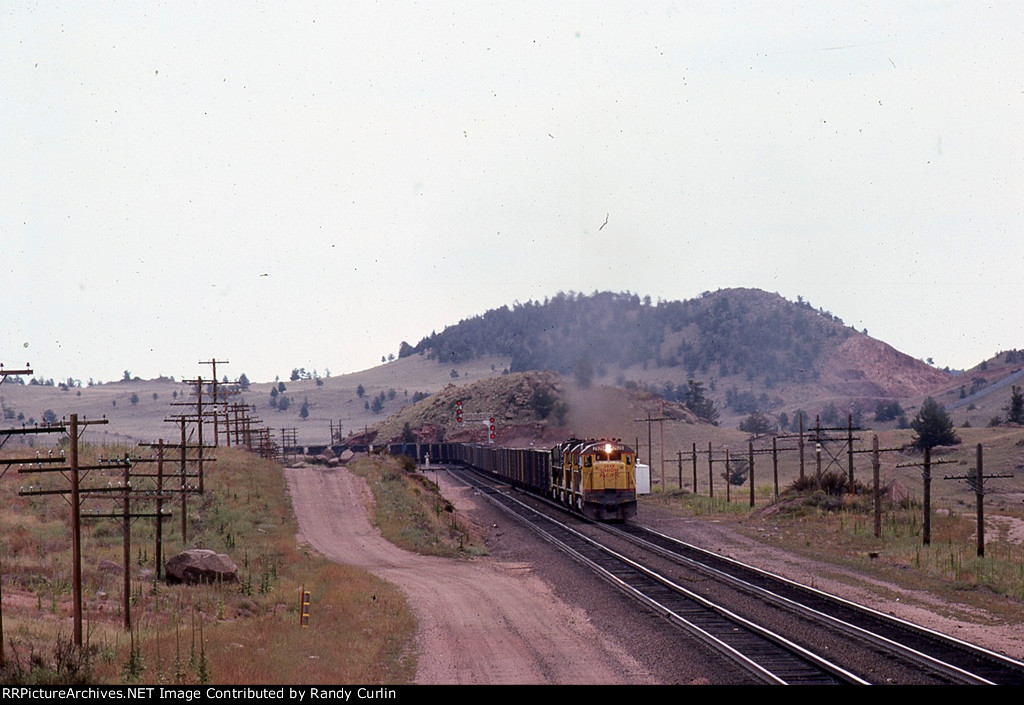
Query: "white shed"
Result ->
[[635, 463, 651, 495]]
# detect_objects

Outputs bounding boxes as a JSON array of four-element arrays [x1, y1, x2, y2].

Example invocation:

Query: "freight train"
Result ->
[[384, 439, 638, 522]]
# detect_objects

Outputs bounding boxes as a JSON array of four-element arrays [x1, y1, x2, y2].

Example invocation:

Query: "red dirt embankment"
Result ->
[[822, 336, 952, 398]]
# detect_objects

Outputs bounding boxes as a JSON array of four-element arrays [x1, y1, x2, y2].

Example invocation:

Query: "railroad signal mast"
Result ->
[[452, 401, 495, 442]]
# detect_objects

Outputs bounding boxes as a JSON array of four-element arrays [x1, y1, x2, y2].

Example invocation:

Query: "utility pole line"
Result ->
[[134, 439, 204, 576], [20, 428, 180, 636], [687, 442, 795, 501], [776, 414, 862, 489], [217, 387, 242, 447], [162, 414, 214, 542], [281, 427, 298, 462], [180, 377, 212, 493], [633, 409, 672, 490], [17, 414, 110, 646], [198, 359, 229, 447]]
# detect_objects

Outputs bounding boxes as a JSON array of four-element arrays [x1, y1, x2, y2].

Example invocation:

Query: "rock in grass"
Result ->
[[165, 549, 239, 585]]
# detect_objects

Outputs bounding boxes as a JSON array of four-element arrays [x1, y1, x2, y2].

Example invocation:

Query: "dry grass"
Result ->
[[0, 445, 417, 685], [347, 455, 486, 558], [643, 458, 1024, 619], [0, 354, 513, 449]]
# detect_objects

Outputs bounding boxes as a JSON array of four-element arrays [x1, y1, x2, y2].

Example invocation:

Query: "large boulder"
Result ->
[[165, 549, 239, 585]]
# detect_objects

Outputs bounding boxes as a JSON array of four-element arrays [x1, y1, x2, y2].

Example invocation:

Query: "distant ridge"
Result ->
[[408, 288, 852, 383]]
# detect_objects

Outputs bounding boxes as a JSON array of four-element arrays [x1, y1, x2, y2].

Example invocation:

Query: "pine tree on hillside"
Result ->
[[739, 411, 772, 437], [910, 397, 959, 449], [1006, 385, 1024, 424], [684, 379, 720, 426]]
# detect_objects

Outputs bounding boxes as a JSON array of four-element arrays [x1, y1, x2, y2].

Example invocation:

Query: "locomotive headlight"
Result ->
[[605, 443, 612, 454]]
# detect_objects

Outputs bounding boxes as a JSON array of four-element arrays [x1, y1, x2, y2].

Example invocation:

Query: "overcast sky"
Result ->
[[4, 1, 1022, 384]]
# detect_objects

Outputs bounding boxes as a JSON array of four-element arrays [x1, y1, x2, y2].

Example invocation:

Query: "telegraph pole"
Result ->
[[69, 415, 82, 641], [896, 447, 956, 546], [281, 428, 298, 461], [0, 363, 32, 386], [748, 441, 755, 508], [873, 435, 881, 537], [945, 444, 1013, 556], [198, 359, 229, 447], [17, 414, 113, 646]]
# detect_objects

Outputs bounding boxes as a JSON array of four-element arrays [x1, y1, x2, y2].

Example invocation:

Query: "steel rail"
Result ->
[[448, 467, 865, 684], [607, 521, 1024, 685]]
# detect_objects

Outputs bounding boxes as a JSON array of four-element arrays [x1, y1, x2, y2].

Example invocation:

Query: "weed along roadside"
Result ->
[[344, 454, 487, 558], [0, 447, 418, 685]]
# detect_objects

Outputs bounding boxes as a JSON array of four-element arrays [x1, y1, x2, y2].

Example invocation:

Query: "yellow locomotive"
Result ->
[[550, 438, 637, 521]]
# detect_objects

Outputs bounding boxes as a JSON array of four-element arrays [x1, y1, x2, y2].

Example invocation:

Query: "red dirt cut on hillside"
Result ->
[[822, 336, 952, 399]]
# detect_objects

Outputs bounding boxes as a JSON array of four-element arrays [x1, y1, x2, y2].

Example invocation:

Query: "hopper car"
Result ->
[[386, 439, 637, 522]]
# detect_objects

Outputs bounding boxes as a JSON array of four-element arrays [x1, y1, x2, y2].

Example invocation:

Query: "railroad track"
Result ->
[[444, 466, 1024, 685], [602, 521, 1024, 685], [447, 467, 865, 684]]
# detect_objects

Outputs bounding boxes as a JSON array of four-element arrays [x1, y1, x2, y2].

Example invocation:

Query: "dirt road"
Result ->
[[284, 464, 656, 684]]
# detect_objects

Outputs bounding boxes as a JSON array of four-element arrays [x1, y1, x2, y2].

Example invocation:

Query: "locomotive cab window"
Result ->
[[584, 455, 593, 467]]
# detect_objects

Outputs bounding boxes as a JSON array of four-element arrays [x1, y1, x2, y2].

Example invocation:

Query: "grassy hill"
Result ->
[[0, 355, 514, 449]]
